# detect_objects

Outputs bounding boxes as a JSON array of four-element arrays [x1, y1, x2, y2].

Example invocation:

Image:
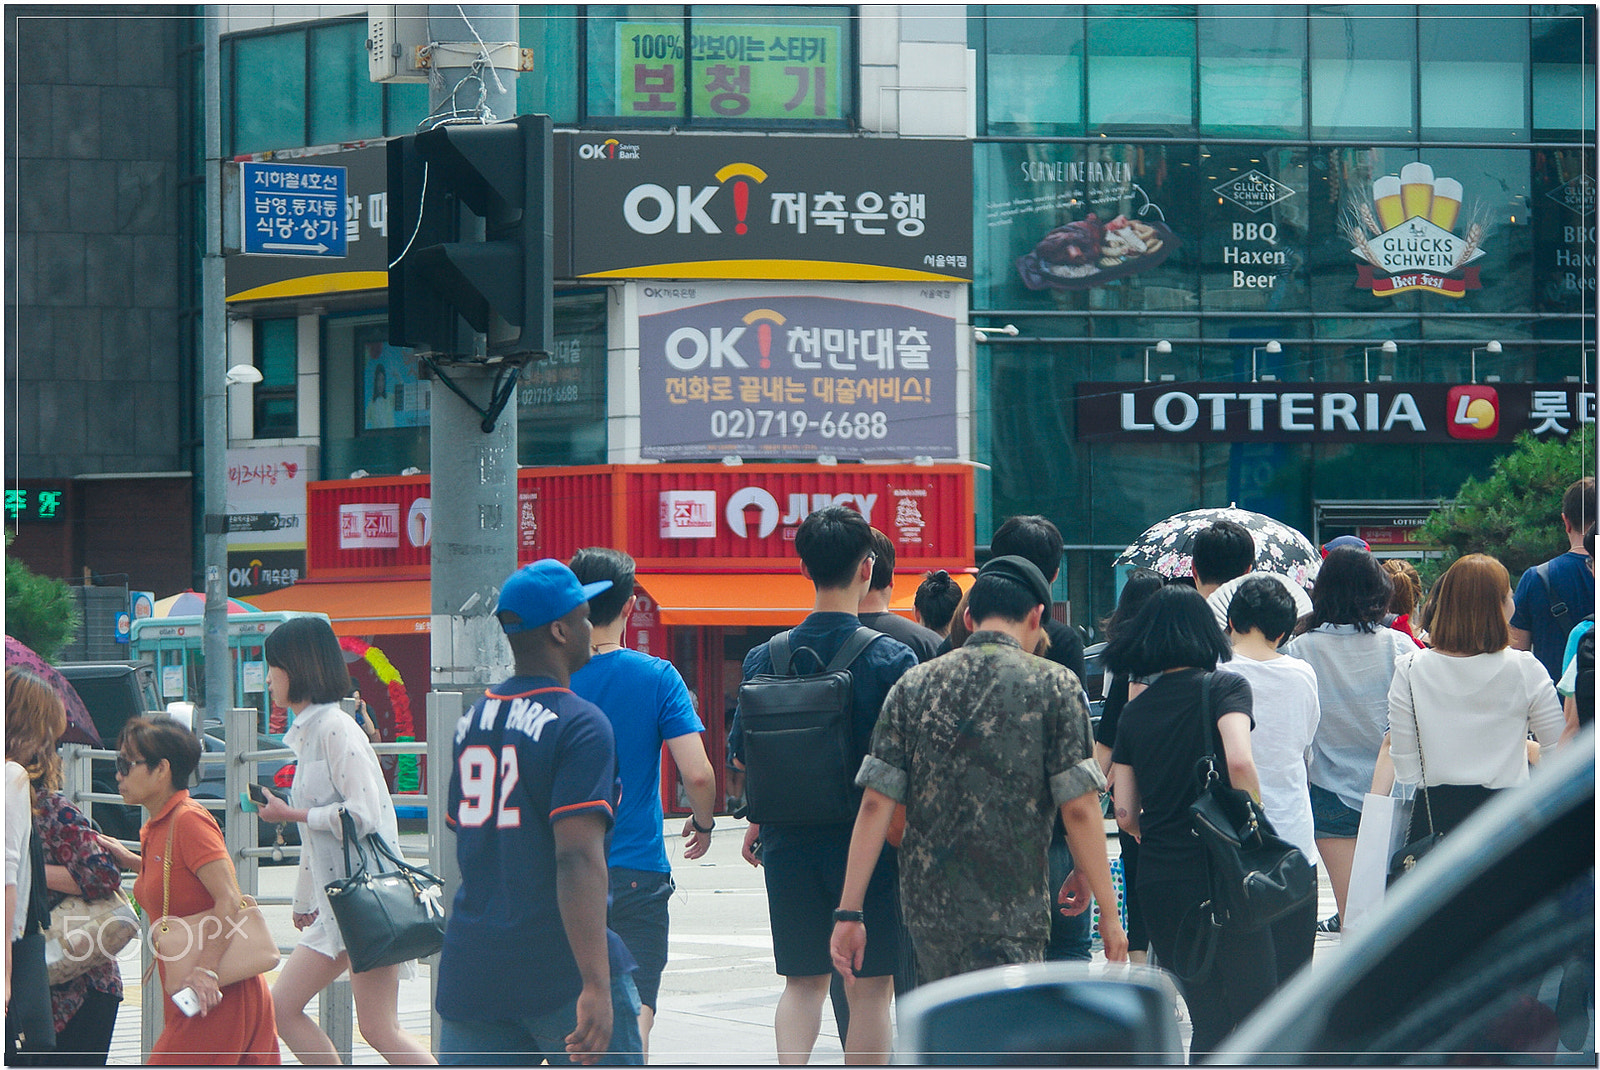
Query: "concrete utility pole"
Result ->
[[201, 7, 230, 733], [424, 6, 521, 695]]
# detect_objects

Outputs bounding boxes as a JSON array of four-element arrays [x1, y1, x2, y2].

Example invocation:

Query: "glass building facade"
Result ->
[[969, 6, 1595, 629]]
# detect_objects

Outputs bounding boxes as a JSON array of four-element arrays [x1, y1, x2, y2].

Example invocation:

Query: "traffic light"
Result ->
[[387, 114, 553, 360]]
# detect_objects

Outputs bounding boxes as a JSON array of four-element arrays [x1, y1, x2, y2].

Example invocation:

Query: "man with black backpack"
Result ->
[[728, 505, 917, 1064]]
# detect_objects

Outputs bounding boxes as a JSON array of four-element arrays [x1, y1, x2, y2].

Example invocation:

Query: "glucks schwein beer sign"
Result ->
[[1077, 382, 1597, 445], [1345, 162, 1484, 298], [557, 133, 972, 282]]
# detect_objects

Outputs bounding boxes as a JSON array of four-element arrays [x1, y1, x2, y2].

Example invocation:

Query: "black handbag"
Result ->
[[1189, 672, 1317, 932], [323, 809, 447, 974], [7, 830, 55, 1053], [1388, 676, 1444, 886]]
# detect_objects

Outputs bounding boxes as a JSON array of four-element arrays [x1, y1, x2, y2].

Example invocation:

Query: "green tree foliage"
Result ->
[[1417, 426, 1597, 580], [4, 531, 81, 661]]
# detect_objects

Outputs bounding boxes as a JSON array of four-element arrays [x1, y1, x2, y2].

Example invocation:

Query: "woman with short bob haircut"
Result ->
[[102, 716, 280, 1063], [1103, 585, 1271, 1055], [1284, 546, 1414, 932], [1383, 554, 1563, 838], [256, 616, 434, 1065]]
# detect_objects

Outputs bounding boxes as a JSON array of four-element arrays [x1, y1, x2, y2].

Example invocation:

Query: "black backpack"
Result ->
[[738, 627, 884, 826]]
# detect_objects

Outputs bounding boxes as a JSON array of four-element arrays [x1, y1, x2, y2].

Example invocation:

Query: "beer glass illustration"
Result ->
[[1400, 162, 1435, 220]]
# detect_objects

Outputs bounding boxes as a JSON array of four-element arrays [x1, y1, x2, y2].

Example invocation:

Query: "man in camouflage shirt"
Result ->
[[830, 555, 1128, 985]]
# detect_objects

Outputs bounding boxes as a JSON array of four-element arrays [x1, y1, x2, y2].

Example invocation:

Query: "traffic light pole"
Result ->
[[421, 10, 518, 1054], [425, 6, 520, 698]]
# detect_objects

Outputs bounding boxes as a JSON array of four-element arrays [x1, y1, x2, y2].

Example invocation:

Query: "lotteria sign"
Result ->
[[1077, 382, 1596, 444]]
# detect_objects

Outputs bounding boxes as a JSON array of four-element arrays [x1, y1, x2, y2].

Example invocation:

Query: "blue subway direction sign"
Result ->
[[241, 162, 347, 257]]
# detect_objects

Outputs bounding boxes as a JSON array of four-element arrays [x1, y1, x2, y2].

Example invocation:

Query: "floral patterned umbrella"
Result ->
[[4, 635, 102, 746], [1114, 507, 1320, 591]]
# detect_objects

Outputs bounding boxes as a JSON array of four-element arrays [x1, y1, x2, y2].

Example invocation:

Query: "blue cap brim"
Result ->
[[580, 579, 614, 602]]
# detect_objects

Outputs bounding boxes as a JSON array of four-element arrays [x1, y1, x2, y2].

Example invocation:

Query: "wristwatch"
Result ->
[[832, 908, 865, 924], [690, 816, 714, 834]]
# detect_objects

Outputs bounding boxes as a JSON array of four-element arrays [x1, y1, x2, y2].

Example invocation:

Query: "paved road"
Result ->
[[106, 820, 1341, 1063]]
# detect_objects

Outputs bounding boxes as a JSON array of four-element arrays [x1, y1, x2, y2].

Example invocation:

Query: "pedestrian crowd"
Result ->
[[4, 479, 1591, 1065]]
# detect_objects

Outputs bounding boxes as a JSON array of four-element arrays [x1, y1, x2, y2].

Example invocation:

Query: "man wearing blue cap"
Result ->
[[436, 559, 644, 1066]]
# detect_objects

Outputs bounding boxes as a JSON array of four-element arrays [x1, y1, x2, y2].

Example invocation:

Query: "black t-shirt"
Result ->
[[1094, 671, 1131, 750], [1110, 668, 1253, 882], [857, 611, 944, 664]]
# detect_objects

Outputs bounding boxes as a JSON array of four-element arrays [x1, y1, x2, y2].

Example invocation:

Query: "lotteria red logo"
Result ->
[[1446, 385, 1500, 439]]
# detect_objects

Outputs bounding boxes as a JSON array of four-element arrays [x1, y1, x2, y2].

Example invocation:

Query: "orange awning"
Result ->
[[247, 580, 431, 636], [637, 573, 817, 626], [638, 570, 974, 627]]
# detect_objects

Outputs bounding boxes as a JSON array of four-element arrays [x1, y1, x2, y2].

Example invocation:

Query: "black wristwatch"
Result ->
[[832, 908, 865, 924], [690, 816, 714, 834]]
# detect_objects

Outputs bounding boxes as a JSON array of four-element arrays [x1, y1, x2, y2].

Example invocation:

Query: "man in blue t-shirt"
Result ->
[[1511, 478, 1596, 681], [570, 546, 718, 1058], [728, 505, 917, 1064], [436, 558, 643, 1066]]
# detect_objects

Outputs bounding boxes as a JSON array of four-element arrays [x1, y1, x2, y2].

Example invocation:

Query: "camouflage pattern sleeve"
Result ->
[[1046, 670, 1106, 806]]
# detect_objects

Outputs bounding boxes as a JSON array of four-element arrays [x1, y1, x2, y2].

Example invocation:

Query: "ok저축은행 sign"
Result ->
[[241, 161, 347, 257]]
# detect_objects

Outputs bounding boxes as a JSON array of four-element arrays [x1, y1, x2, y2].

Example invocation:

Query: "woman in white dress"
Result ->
[[257, 616, 434, 1065]]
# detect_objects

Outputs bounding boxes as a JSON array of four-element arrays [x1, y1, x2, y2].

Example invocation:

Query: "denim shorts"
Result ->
[[438, 973, 643, 1066], [608, 868, 675, 1010], [1308, 782, 1363, 838]]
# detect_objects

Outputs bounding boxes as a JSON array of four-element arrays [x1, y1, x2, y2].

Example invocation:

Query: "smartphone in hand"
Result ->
[[240, 783, 272, 812]]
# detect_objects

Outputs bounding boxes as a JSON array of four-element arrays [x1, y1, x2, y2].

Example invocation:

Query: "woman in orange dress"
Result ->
[[101, 717, 279, 1064]]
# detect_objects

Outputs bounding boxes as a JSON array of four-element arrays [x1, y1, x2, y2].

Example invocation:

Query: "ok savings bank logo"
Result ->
[[1344, 162, 1486, 298]]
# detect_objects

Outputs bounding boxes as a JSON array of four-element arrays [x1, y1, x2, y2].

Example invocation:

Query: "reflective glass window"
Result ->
[[1532, 148, 1597, 316], [1086, 7, 1196, 134], [1199, 7, 1307, 137], [520, 6, 581, 123], [254, 318, 299, 439], [983, 6, 1084, 136], [1419, 6, 1529, 141], [1532, 9, 1596, 138], [1309, 6, 1416, 139], [1199, 145, 1310, 312], [385, 84, 431, 136], [309, 21, 383, 145], [231, 29, 306, 154]]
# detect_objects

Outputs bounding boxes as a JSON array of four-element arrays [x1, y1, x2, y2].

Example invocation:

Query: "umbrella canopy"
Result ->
[[3, 635, 101, 747], [151, 591, 261, 617], [1115, 507, 1320, 590], [1206, 572, 1315, 634]]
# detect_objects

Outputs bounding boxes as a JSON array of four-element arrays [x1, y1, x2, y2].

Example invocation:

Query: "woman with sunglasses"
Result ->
[[254, 616, 434, 1065], [105, 717, 280, 1064]]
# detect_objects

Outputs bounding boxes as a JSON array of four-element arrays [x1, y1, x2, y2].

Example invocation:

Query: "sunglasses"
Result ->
[[115, 755, 152, 777]]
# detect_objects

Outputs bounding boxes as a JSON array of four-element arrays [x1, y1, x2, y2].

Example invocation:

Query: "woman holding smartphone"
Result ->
[[106, 716, 280, 1064], [256, 616, 433, 1066]]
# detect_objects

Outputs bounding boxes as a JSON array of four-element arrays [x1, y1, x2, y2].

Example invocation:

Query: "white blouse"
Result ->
[[1388, 648, 1565, 790], [284, 702, 401, 918], [5, 760, 32, 940]]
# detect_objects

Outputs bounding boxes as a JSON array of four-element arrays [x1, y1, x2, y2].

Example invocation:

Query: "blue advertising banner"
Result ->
[[637, 282, 961, 461]]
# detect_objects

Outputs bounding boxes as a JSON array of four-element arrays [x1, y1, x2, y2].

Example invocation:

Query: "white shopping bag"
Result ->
[[1343, 791, 1413, 935]]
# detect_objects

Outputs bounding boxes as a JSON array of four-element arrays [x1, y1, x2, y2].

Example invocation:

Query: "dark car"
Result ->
[[192, 718, 301, 858], [57, 661, 161, 842], [893, 727, 1595, 1064]]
